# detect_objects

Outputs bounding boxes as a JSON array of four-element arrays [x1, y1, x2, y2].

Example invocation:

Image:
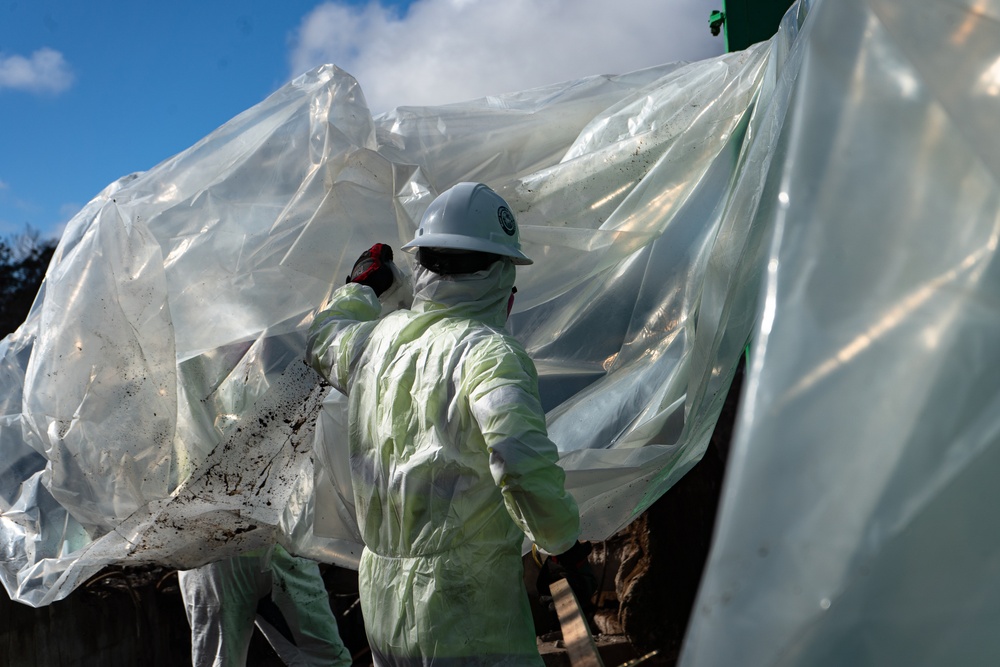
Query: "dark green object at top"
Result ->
[[710, 0, 796, 52]]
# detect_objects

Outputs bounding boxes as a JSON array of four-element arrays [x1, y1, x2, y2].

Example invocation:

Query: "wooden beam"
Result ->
[[551, 577, 605, 667]]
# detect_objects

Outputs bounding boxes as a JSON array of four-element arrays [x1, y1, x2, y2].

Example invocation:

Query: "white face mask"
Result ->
[[410, 259, 516, 328]]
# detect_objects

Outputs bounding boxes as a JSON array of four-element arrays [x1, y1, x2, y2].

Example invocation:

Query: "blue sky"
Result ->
[[1, 0, 724, 242]]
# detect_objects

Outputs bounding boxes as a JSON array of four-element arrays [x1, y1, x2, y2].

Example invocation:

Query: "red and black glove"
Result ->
[[346, 243, 394, 297]]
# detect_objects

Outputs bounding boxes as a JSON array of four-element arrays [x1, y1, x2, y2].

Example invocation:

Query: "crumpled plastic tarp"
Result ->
[[2, 38, 768, 603], [679, 0, 1000, 665], [1, 22, 772, 605], [4, 0, 999, 660]]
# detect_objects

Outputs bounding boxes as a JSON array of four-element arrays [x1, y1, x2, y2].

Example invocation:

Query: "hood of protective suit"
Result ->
[[410, 259, 515, 328]]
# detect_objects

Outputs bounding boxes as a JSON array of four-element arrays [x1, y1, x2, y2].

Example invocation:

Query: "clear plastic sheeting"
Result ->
[[2, 6, 802, 607], [4, 3, 972, 651], [680, 0, 1000, 665], [1, 30, 775, 604], [6, 0, 997, 661]]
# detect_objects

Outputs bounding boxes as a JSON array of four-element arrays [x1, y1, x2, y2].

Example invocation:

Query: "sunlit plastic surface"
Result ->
[[0, 6, 783, 609], [679, 0, 1000, 664], [14, 10, 997, 664]]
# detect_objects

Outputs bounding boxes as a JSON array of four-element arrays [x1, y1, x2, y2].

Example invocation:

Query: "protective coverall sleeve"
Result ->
[[465, 337, 580, 555], [306, 283, 381, 393]]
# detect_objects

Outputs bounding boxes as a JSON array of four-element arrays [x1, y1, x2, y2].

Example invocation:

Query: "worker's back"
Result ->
[[348, 306, 524, 555], [306, 182, 581, 665]]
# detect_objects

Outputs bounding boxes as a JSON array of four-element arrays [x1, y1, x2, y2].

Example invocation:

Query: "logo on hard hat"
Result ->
[[497, 206, 516, 236]]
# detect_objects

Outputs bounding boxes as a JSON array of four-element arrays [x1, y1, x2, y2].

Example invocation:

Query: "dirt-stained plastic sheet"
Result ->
[[3, 1, 791, 609], [13, 6, 996, 661]]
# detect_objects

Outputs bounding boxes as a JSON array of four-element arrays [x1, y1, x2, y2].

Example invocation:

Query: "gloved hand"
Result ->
[[346, 243, 395, 297], [537, 541, 597, 613]]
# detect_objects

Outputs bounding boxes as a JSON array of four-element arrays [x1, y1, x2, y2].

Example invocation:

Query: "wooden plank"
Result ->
[[551, 577, 605, 667]]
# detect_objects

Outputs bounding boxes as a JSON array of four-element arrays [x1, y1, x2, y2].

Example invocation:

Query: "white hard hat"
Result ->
[[402, 182, 532, 265]]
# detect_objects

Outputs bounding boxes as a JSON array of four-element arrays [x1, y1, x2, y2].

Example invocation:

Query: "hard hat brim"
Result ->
[[402, 233, 533, 265]]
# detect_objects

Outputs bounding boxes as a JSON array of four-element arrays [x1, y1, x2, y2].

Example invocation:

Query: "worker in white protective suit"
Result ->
[[306, 182, 588, 665], [178, 543, 353, 666]]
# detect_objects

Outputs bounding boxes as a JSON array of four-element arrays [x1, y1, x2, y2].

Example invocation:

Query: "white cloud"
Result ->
[[0, 48, 74, 94], [289, 0, 725, 114]]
